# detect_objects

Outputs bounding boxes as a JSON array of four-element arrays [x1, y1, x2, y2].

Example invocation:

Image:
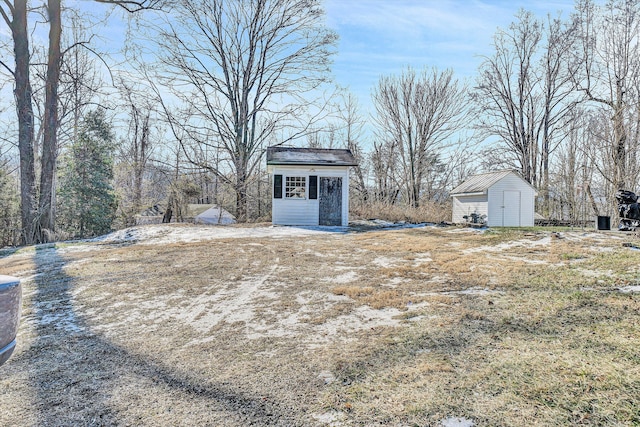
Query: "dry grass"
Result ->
[[1, 224, 639, 426], [350, 200, 452, 224], [332, 286, 410, 309]]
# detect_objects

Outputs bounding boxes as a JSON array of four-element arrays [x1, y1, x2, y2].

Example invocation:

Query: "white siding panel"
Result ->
[[271, 165, 351, 226], [341, 172, 350, 226], [502, 190, 521, 226], [487, 173, 535, 227], [452, 195, 488, 223], [272, 199, 319, 225]]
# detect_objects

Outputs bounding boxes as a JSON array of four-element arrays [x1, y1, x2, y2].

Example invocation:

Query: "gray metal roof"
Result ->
[[266, 146, 358, 166], [451, 170, 534, 195]]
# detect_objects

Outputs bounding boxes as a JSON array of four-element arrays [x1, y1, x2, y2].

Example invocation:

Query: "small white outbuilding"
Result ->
[[451, 170, 537, 227], [194, 205, 236, 225], [267, 146, 358, 226]]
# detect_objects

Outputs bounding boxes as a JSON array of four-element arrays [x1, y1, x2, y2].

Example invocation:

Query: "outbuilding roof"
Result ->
[[266, 146, 358, 167], [451, 170, 536, 195]]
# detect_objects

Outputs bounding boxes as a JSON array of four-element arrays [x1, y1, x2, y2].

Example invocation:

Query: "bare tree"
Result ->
[[0, 0, 165, 244], [38, 0, 62, 239], [475, 10, 579, 218], [370, 137, 399, 204], [373, 67, 469, 208], [549, 107, 599, 222], [1, 0, 37, 244], [114, 79, 156, 225], [338, 92, 369, 201], [475, 10, 542, 182], [539, 14, 580, 214], [57, 11, 106, 150], [573, 0, 640, 191], [304, 91, 370, 200], [147, 0, 337, 221]]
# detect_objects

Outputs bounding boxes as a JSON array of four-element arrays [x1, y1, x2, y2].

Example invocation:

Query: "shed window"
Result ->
[[273, 174, 283, 199], [285, 176, 306, 199], [308, 175, 318, 200]]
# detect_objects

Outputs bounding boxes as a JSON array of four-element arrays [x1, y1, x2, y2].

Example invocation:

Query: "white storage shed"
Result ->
[[267, 147, 358, 226], [451, 170, 537, 227]]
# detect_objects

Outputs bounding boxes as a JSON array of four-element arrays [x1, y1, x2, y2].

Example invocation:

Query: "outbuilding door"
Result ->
[[319, 177, 342, 226], [502, 190, 521, 226]]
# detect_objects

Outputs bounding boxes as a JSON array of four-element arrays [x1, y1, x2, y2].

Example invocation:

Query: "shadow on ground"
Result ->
[[17, 244, 303, 426]]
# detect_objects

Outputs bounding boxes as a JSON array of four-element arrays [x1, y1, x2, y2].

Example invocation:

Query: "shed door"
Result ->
[[503, 190, 521, 226], [319, 177, 342, 226]]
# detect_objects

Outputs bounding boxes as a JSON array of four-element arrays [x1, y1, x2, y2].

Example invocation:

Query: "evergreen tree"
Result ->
[[0, 162, 20, 246], [57, 110, 117, 238]]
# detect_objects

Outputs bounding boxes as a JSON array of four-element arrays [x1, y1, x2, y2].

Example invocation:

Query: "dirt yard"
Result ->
[[1, 223, 639, 426]]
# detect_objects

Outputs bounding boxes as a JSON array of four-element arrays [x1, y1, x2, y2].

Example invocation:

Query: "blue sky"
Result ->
[[76, 0, 577, 112], [323, 0, 576, 107], [1, 0, 579, 142]]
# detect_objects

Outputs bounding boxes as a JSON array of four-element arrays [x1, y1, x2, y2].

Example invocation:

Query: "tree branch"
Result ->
[[0, 58, 14, 76], [0, 3, 11, 27], [94, 0, 166, 12]]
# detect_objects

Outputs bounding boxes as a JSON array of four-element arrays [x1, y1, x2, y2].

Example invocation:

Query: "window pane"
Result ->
[[285, 176, 306, 199]]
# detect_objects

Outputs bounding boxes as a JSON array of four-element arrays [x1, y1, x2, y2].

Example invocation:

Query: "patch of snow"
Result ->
[[325, 271, 358, 284], [437, 287, 500, 296], [563, 232, 623, 242], [311, 305, 404, 337], [311, 411, 346, 426], [27, 297, 84, 334], [443, 227, 487, 234], [462, 236, 551, 255], [332, 264, 363, 271], [373, 256, 397, 268], [95, 224, 346, 246], [618, 285, 640, 293], [440, 417, 475, 427], [576, 268, 614, 278], [412, 254, 433, 265], [491, 255, 549, 265], [370, 219, 398, 227], [454, 287, 496, 296], [588, 246, 614, 252], [317, 370, 336, 384], [382, 277, 404, 288], [177, 263, 279, 334]]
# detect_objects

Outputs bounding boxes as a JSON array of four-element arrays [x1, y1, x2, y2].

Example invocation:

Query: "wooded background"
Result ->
[[1, 0, 638, 245]]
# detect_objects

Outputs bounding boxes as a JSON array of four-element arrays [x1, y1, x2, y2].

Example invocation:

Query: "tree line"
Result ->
[[0, 0, 637, 246]]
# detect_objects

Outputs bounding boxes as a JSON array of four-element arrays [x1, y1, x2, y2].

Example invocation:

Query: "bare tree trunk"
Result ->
[[235, 167, 248, 222], [5, 0, 37, 245], [37, 0, 62, 241], [585, 183, 599, 216], [133, 112, 150, 215], [162, 196, 173, 223], [613, 103, 627, 190]]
